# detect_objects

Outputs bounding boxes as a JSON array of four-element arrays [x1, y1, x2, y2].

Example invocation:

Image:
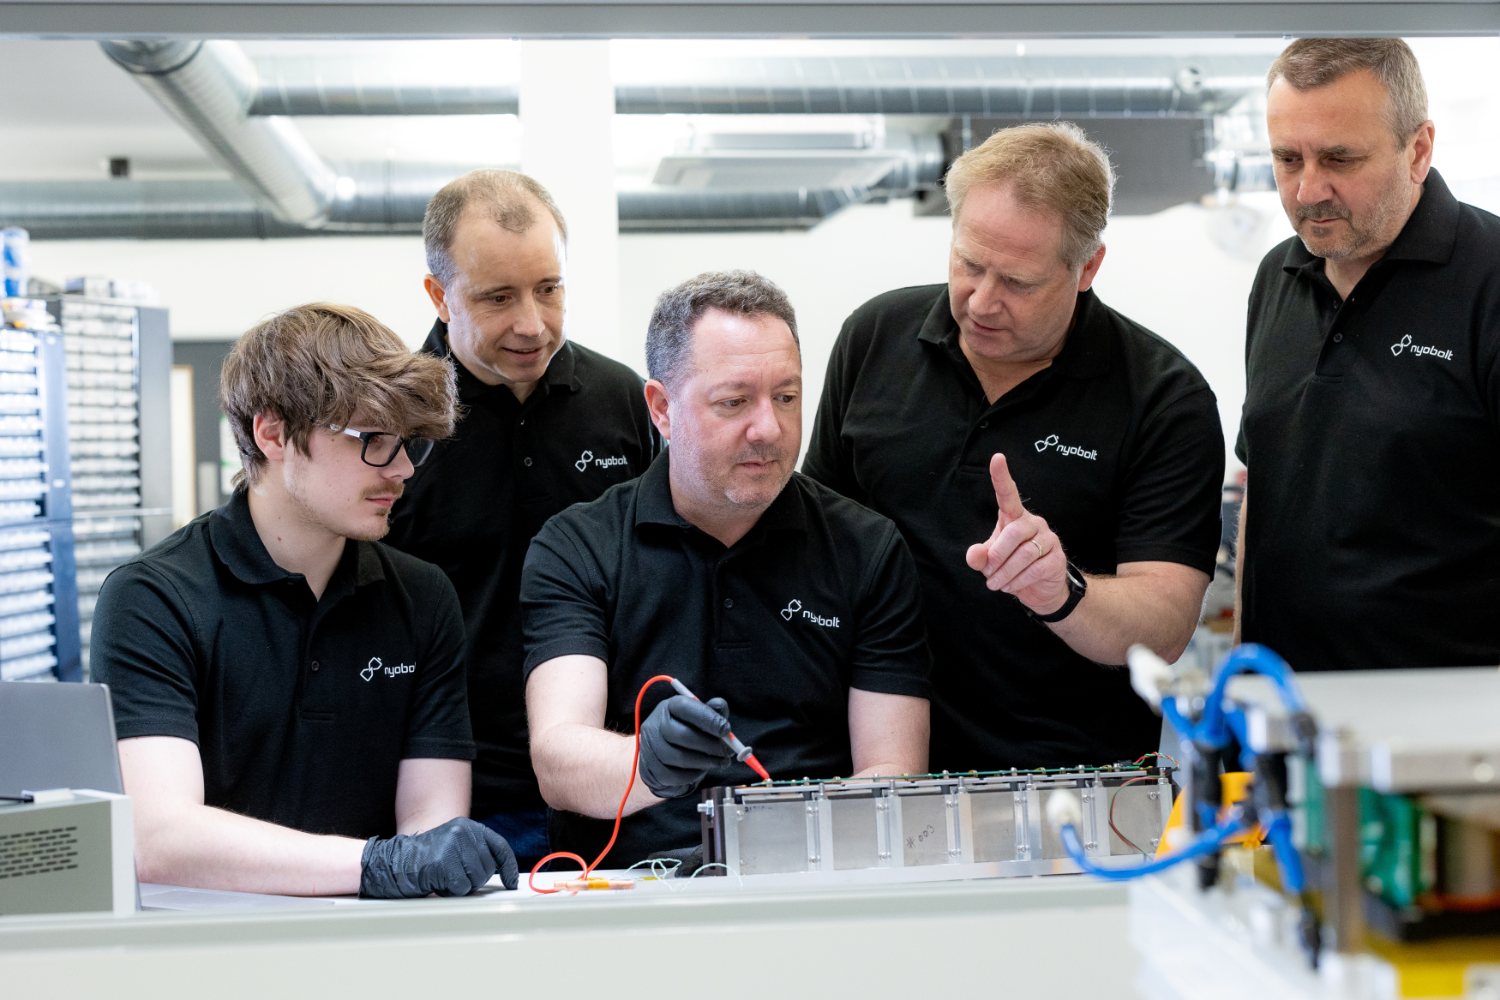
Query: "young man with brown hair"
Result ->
[[92, 303, 518, 898]]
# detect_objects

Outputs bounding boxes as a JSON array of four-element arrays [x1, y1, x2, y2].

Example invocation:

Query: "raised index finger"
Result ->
[[990, 453, 1027, 521]]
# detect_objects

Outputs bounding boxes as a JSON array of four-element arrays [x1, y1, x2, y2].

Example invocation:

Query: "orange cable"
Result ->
[[527, 674, 677, 894]]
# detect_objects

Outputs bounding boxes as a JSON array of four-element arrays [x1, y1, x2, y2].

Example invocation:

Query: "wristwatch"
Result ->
[[1029, 561, 1088, 624]]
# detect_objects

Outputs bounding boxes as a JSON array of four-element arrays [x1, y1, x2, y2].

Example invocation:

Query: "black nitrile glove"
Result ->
[[359, 817, 519, 898], [638, 695, 735, 799]]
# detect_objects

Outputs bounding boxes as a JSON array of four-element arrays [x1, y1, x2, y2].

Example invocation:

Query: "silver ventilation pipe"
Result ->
[[613, 56, 1268, 117], [235, 54, 1266, 120], [248, 55, 518, 116], [0, 177, 884, 239], [101, 40, 338, 227]]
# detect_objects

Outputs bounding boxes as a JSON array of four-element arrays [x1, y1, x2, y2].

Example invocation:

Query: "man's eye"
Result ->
[[776, 394, 798, 404], [719, 398, 745, 409]]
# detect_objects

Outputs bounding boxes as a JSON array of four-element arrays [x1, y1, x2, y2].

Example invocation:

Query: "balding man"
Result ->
[[386, 170, 660, 868], [1236, 39, 1500, 672], [805, 123, 1225, 773]]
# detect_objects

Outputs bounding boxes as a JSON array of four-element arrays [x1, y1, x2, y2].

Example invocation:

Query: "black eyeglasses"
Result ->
[[331, 425, 436, 468]]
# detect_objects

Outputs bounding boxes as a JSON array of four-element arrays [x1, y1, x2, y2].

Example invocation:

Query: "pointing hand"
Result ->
[[964, 453, 1071, 616]]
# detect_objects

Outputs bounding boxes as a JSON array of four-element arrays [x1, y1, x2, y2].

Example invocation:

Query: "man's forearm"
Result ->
[[135, 802, 366, 896], [532, 722, 664, 820], [1048, 564, 1208, 666]]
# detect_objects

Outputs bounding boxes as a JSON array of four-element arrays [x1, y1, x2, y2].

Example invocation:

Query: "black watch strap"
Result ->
[[1030, 562, 1087, 624]]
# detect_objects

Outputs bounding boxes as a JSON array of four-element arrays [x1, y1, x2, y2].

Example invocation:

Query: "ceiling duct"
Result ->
[[235, 54, 1266, 120], [613, 56, 1267, 117], [101, 40, 337, 227], [0, 178, 878, 239], [248, 56, 518, 116]]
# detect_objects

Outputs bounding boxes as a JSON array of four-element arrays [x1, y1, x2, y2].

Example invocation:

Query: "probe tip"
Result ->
[[745, 753, 771, 783]]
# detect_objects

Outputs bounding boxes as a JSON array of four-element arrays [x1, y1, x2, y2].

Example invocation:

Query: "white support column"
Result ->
[[519, 40, 621, 362]]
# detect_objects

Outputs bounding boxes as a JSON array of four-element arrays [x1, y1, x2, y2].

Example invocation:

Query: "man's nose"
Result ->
[[1297, 160, 1334, 205], [512, 293, 545, 337], [743, 397, 782, 443], [969, 274, 1007, 317], [385, 445, 415, 481]]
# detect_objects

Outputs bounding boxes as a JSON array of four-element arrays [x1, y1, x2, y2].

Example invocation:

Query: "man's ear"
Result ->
[[643, 380, 671, 442], [424, 275, 451, 324], [252, 411, 290, 465], [1076, 243, 1107, 293]]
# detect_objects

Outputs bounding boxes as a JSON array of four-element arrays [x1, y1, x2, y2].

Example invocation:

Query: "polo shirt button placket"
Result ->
[[523, 457, 533, 467], [310, 660, 320, 673]]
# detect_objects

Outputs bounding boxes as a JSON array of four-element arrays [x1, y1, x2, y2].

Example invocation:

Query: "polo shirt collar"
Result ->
[[209, 489, 385, 589], [423, 320, 584, 403], [1281, 167, 1460, 277], [915, 284, 1113, 381], [633, 449, 807, 535]]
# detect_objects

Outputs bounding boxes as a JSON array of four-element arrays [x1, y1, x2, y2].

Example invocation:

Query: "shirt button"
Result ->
[[980, 420, 989, 429], [523, 457, 533, 467], [723, 598, 734, 609], [310, 661, 321, 673], [1333, 333, 1343, 343], [519, 418, 526, 426]]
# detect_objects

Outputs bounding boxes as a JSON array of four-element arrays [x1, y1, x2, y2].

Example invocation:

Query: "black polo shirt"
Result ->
[[385, 322, 659, 816], [91, 490, 475, 839], [520, 454, 932, 864], [804, 284, 1224, 772], [1237, 170, 1500, 672]]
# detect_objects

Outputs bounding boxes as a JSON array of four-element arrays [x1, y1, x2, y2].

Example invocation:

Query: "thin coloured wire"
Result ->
[[1108, 775, 1153, 858], [1134, 751, 1178, 769], [688, 862, 744, 888]]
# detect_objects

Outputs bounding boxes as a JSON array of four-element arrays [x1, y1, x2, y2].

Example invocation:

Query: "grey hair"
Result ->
[[423, 169, 568, 287], [1268, 39, 1429, 145], [646, 270, 799, 390]]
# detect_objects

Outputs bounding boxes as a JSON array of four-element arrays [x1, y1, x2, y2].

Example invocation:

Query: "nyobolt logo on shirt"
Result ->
[[781, 598, 839, 627], [574, 449, 629, 473], [360, 656, 415, 682], [1390, 334, 1453, 360], [1034, 433, 1098, 461]]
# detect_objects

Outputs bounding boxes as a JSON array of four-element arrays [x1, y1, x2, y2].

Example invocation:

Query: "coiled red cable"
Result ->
[[527, 674, 677, 893]]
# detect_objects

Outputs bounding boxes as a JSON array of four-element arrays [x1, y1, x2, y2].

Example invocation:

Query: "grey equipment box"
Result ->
[[0, 790, 136, 917], [701, 766, 1174, 880]]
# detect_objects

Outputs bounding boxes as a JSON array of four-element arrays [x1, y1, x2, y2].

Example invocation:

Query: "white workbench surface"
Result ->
[[2, 868, 1140, 1000]]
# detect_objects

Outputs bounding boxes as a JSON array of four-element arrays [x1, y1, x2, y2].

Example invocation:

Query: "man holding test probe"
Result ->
[[523, 271, 932, 868]]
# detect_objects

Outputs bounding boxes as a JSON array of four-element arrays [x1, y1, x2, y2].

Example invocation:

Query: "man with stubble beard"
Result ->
[[1235, 39, 1500, 672], [522, 271, 932, 867]]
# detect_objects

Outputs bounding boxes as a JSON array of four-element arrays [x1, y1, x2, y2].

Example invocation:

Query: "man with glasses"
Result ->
[[92, 303, 519, 897], [387, 170, 659, 868]]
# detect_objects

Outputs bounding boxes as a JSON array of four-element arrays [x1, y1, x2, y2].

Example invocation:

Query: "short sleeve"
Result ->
[[1114, 387, 1225, 573], [849, 524, 933, 699], [803, 311, 866, 503], [90, 562, 202, 744], [402, 569, 476, 760], [520, 521, 611, 677]]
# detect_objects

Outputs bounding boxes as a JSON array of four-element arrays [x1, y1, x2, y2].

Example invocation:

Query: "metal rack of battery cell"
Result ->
[[0, 299, 81, 682], [51, 298, 171, 679]]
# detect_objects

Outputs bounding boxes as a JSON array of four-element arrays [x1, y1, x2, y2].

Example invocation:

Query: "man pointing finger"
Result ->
[[806, 122, 1225, 773]]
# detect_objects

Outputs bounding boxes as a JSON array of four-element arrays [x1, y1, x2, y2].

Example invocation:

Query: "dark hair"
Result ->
[[1268, 39, 1429, 144], [646, 270, 799, 390], [423, 169, 568, 287], [221, 302, 457, 486]]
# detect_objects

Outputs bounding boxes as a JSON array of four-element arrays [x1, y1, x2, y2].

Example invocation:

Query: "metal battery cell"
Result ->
[[701, 766, 1174, 879]]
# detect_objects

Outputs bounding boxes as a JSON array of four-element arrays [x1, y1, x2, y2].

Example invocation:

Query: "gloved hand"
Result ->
[[638, 694, 735, 799], [359, 817, 519, 898]]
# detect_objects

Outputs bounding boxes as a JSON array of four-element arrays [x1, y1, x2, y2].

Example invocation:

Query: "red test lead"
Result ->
[[668, 678, 772, 783]]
